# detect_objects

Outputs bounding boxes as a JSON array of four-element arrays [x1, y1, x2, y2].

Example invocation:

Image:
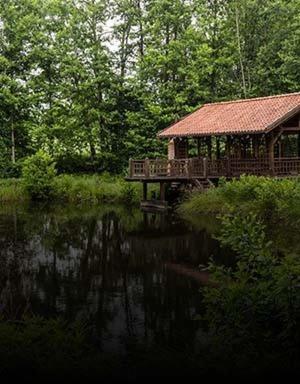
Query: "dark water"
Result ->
[[1, 203, 297, 379], [0, 204, 228, 343]]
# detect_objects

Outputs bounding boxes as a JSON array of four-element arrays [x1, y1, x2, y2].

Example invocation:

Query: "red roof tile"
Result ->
[[158, 92, 300, 138]]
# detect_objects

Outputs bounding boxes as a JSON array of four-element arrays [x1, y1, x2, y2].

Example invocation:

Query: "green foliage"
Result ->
[[1, 0, 300, 172], [120, 182, 139, 205], [53, 174, 141, 204], [22, 150, 57, 200], [181, 175, 300, 221], [202, 212, 300, 366], [0, 178, 28, 202]]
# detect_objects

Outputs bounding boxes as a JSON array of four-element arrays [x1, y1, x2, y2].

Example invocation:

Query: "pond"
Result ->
[[0, 203, 297, 379], [0, 203, 228, 326]]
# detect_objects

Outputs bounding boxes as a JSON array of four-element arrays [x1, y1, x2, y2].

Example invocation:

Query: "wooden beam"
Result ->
[[159, 182, 166, 201], [216, 137, 220, 159], [197, 137, 201, 157], [143, 182, 148, 200], [253, 136, 259, 158], [266, 129, 282, 174], [281, 127, 300, 132], [226, 136, 232, 158], [206, 137, 212, 159]]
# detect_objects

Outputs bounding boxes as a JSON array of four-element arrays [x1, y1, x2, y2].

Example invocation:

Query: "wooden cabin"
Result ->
[[126, 92, 300, 202]]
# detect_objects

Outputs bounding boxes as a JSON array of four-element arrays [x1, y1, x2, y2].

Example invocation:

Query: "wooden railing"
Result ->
[[128, 157, 300, 179]]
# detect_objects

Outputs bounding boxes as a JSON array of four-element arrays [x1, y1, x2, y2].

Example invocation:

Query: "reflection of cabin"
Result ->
[[126, 92, 300, 202]]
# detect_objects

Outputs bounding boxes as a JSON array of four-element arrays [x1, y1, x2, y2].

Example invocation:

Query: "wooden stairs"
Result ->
[[192, 178, 215, 191]]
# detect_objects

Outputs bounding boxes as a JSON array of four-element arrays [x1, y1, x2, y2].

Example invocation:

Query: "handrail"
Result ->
[[128, 157, 300, 179]]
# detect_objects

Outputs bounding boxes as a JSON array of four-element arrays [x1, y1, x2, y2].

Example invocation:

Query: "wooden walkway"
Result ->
[[126, 157, 300, 181]]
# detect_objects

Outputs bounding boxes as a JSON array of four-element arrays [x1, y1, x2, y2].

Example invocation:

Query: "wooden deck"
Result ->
[[126, 157, 300, 181]]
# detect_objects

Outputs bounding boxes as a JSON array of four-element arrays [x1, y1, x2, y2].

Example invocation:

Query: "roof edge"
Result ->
[[158, 92, 300, 139], [203, 91, 300, 107]]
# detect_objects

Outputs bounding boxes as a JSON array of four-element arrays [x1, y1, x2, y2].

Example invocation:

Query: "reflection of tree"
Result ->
[[0, 203, 220, 353], [0, 210, 34, 319]]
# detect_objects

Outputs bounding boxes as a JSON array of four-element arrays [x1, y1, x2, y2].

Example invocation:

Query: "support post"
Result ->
[[145, 157, 149, 177], [143, 182, 148, 201], [197, 137, 201, 157], [253, 136, 259, 158], [267, 129, 283, 175], [267, 134, 275, 175], [216, 137, 220, 159], [159, 182, 166, 201], [203, 157, 207, 178], [226, 136, 232, 158], [206, 137, 212, 159], [129, 158, 133, 177], [226, 157, 231, 177]]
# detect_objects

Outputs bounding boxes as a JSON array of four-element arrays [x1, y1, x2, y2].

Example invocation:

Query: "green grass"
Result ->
[[0, 174, 158, 205], [53, 174, 140, 204], [179, 175, 300, 222], [0, 178, 28, 202]]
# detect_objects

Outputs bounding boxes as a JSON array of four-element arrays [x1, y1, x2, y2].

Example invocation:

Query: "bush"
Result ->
[[180, 175, 300, 221], [53, 174, 141, 204], [22, 151, 57, 200], [201, 213, 300, 372], [120, 183, 138, 205]]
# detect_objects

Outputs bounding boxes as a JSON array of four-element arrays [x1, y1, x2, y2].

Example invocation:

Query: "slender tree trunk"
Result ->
[[137, 0, 144, 58], [11, 121, 16, 164], [235, 4, 247, 98]]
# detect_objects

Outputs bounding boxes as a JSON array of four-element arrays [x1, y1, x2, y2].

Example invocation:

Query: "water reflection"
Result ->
[[0, 203, 229, 354]]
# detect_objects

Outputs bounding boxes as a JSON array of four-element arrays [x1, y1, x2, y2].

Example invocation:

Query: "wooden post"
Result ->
[[253, 136, 259, 158], [129, 158, 133, 177], [203, 157, 207, 178], [206, 137, 212, 159], [267, 134, 274, 175], [143, 182, 148, 201], [145, 157, 149, 177], [168, 138, 175, 160], [197, 137, 201, 157], [159, 182, 166, 201], [226, 157, 231, 177], [186, 159, 191, 178], [267, 129, 283, 175], [226, 136, 232, 158], [216, 137, 220, 159]]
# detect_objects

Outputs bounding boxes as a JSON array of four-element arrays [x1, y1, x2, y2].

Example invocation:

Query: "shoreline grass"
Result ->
[[0, 174, 148, 205], [179, 175, 300, 222], [0, 179, 29, 202]]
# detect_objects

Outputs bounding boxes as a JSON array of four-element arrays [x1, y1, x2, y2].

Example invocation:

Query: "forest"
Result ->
[[0, 0, 299, 177]]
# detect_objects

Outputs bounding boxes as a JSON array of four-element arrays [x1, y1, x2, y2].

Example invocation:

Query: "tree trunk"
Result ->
[[11, 121, 16, 164], [235, 4, 247, 98]]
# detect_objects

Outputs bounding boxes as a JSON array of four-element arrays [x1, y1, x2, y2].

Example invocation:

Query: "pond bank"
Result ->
[[0, 175, 144, 205], [179, 175, 300, 221]]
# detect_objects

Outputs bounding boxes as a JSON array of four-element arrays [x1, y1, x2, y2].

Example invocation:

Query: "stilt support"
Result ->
[[143, 182, 148, 200], [159, 182, 166, 201]]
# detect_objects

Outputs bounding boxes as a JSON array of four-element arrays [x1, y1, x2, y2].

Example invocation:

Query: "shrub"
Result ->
[[120, 183, 138, 205], [22, 151, 57, 200], [180, 175, 300, 221], [201, 213, 300, 371]]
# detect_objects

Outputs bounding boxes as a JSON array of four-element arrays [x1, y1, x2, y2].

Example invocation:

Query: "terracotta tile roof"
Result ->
[[158, 92, 300, 138]]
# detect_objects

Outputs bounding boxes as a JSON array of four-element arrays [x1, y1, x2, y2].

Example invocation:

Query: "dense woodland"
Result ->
[[0, 0, 299, 175]]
